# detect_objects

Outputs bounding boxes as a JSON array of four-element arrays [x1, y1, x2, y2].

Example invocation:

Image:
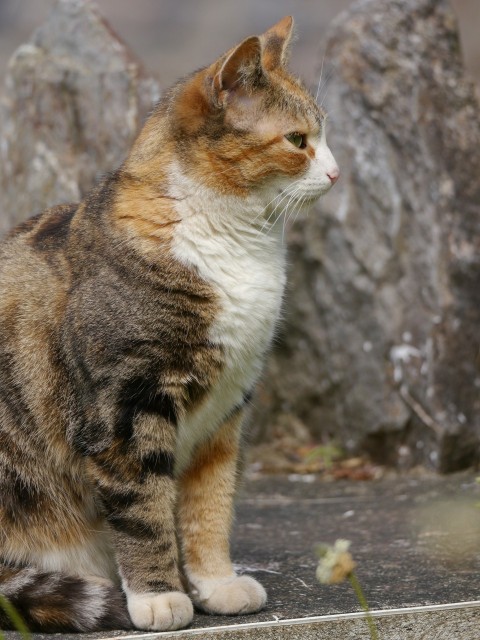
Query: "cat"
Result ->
[[0, 15, 338, 633]]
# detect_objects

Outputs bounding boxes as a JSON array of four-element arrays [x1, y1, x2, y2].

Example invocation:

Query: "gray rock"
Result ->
[[0, 0, 160, 236], [253, 0, 480, 472]]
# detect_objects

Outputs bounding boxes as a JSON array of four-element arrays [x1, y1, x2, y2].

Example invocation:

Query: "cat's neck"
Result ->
[[164, 160, 286, 294], [112, 157, 287, 276], [167, 160, 284, 243]]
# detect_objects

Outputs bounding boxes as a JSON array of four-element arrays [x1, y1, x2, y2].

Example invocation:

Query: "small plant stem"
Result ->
[[0, 594, 31, 639], [348, 572, 379, 640]]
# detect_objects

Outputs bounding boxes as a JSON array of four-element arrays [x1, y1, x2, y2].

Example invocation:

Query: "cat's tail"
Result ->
[[0, 562, 132, 632]]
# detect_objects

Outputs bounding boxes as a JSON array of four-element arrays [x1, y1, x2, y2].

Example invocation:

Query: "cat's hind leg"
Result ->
[[0, 561, 131, 632], [178, 408, 267, 615]]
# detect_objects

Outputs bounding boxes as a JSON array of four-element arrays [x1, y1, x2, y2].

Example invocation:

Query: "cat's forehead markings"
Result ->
[[306, 98, 326, 123], [282, 88, 324, 128], [295, 105, 324, 135]]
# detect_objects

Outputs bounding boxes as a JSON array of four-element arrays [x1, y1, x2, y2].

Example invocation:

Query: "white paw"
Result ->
[[190, 575, 267, 615], [127, 591, 193, 631]]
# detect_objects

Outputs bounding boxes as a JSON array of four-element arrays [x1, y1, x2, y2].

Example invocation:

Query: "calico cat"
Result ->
[[0, 16, 338, 633]]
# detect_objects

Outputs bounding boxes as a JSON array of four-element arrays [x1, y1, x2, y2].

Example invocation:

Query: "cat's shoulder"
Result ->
[[0, 202, 80, 291], [4, 202, 78, 249]]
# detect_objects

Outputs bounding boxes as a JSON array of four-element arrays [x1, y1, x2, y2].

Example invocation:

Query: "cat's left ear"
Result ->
[[260, 16, 294, 71], [212, 35, 263, 101]]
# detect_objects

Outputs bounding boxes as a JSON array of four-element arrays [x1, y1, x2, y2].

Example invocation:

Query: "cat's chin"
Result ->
[[300, 193, 323, 206], [287, 183, 334, 209], [305, 182, 336, 201], [292, 190, 327, 208]]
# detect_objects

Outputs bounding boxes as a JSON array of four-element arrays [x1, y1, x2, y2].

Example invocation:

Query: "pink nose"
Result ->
[[327, 167, 339, 184]]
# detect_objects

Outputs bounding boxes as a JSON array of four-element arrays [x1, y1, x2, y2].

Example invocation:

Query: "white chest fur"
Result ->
[[169, 173, 286, 472]]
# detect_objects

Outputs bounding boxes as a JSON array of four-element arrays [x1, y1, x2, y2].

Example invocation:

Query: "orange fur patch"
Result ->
[[178, 412, 243, 578]]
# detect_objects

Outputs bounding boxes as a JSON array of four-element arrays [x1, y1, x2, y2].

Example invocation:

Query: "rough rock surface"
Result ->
[[253, 0, 480, 472], [0, 0, 159, 236]]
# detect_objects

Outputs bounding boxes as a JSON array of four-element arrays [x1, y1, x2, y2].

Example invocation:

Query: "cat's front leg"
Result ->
[[178, 408, 267, 615], [86, 410, 193, 631]]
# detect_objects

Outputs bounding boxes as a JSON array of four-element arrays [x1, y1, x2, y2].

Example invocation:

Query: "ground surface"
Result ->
[[3, 471, 479, 638]]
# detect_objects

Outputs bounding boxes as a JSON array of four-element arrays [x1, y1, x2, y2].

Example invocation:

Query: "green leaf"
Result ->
[[0, 594, 31, 639]]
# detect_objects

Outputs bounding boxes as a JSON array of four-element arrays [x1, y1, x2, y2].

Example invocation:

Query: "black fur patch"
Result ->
[[97, 486, 139, 511], [243, 389, 254, 405], [30, 204, 76, 251], [140, 450, 174, 478], [71, 420, 107, 456], [105, 514, 158, 540], [145, 578, 177, 593], [115, 376, 178, 442], [0, 469, 44, 522]]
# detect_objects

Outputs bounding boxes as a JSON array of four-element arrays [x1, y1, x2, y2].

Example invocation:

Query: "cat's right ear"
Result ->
[[211, 36, 263, 106], [261, 16, 294, 71]]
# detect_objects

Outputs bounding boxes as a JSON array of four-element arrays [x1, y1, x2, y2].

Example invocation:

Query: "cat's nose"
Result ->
[[327, 167, 339, 184]]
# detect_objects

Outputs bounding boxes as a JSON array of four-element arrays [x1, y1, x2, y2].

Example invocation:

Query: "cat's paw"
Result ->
[[127, 591, 193, 631], [190, 575, 267, 615]]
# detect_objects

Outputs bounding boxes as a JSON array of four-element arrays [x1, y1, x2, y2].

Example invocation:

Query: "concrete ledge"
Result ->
[[3, 474, 479, 640], [107, 601, 480, 639]]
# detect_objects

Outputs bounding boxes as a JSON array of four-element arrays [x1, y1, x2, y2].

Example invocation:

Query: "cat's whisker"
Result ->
[[286, 188, 311, 232], [261, 186, 300, 233], [281, 187, 303, 242], [252, 188, 290, 226], [260, 191, 292, 232], [254, 177, 305, 226], [288, 194, 309, 234], [319, 67, 334, 107], [315, 52, 326, 103], [259, 178, 307, 232], [263, 184, 299, 239], [291, 194, 308, 228]]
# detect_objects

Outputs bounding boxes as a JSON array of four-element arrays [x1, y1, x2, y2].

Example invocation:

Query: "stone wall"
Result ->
[[0, 0, 159, 236]]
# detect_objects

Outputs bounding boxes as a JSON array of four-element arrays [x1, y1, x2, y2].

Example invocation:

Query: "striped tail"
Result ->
[[0, 562, 132, 632]]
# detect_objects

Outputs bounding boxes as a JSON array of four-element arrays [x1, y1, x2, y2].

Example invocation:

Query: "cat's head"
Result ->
[[133, 17, 338, 217]]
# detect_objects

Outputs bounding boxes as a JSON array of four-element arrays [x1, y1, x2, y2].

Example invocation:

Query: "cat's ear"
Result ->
[[212, 35, 263, 100], [260, 16, 294, 71]]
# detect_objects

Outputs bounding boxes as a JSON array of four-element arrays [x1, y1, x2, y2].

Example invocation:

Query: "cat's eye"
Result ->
[[285, 132, 307, 149]]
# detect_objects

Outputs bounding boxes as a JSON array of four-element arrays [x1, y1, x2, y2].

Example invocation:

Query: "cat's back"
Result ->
[[0, 203, 77, 307], [0, 203, 78, 404], [1, 202, 77, 264]]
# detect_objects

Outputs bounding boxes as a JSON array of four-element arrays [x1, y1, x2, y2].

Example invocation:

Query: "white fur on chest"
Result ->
[[169, 169, 286, 471]]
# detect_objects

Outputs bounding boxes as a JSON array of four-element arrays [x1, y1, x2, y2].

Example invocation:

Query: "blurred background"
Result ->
[[0, 0, 479, 93]]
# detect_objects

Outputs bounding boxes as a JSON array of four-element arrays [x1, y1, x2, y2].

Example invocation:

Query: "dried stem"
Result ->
[[348, 572, 379, 640]]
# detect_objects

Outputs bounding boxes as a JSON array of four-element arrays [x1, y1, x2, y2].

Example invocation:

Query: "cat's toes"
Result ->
[[191, 575, 267, 615], [127, 591, 193, 631]]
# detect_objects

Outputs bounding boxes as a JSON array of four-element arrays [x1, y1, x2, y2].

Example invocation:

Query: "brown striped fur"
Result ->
[[0, 17, 338, 632]]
